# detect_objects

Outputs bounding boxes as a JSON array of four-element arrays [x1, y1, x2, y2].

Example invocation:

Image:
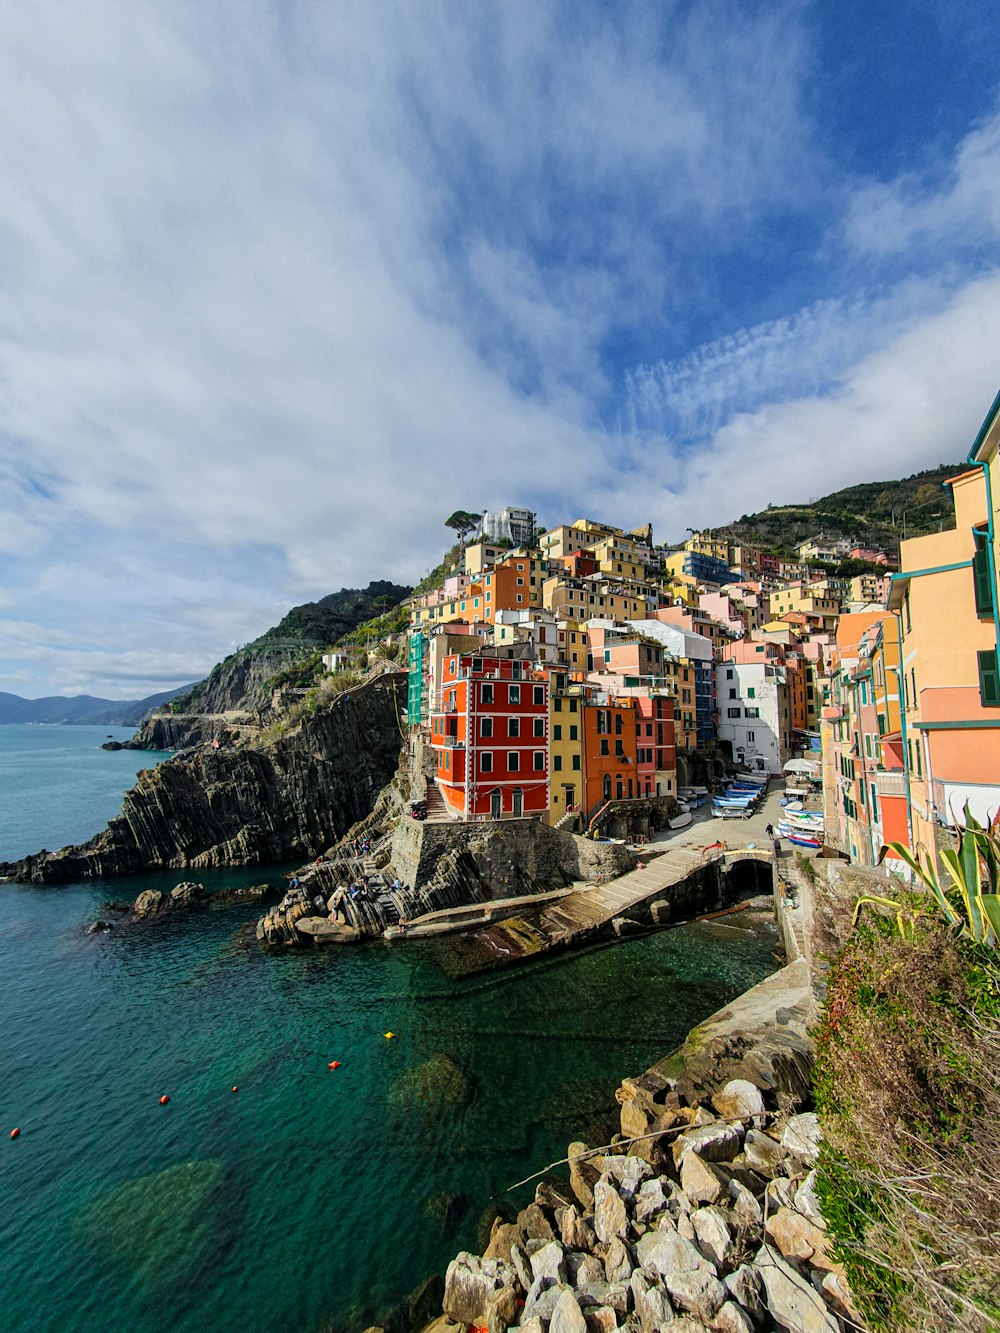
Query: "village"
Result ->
[[393, 385, 1000, 878]]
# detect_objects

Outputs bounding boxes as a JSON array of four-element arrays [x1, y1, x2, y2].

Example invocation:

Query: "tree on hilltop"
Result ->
[[445, 510, 480, 546]]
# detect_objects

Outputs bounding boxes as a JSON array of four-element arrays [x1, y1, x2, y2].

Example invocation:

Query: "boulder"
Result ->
[[510, 1241, 532, 1294], [635, 1228, 703, 1278], [672, 1123, 743, 1169], [793, 1170, 825, 1228], [169, 881, 206, 908], [781, 1113, 820, 1166], [484, 1221, 525, 1263], [691, 1206, 733, 1270], [764, 1177, 797, 1214], [633, 1177, 669, 1223], [443, 1253, 509, 1324], [549, 1287, 588, 1333], [519, 1202, 557, 1242], [569, 1143, 603, 1209], [814, 1267, 860, 1323], [711, 1080, 766, 1124], [530, 1239, 567, 1285], [576, 1282, 628, 1315], [603, 1154, 652, 1202], [584, 1306, 618, 1333], [680, 1152, 724, 1206], [486, 1285, 519, 1333], [723, 1264, 766, 1326], [633, 1282, 674, 1333], [536, 1179, 576, 1215], [742, 1130, 786, 1175], [593, 1178, 628, 1245], [131, 889, 164, 918], [754, 1249, 838, 1332], [764, 1208, 828, 1265], [727, 1178, 763, 1228], [567, 1252, 605, 1286], [712, 1299, 754, 1333], [523, 1280, 569, 1324], [662, 1266, 727, 1322], [602, 1236, 634, 1284]]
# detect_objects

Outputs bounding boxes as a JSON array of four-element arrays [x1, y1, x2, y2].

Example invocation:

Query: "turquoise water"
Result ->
[[0, 725, 171, 861], [0, 728, 779, 1332]]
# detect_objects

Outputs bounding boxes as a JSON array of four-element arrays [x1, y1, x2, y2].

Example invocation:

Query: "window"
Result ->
[[516, 577, 524, 586], [516, 594, 523, 603], [745, 706, 759, 718], [508, 717, 520, 737], [974, 531, 994, 618], [508, 751, 520, 771], [978, 649, 1000, 707], [569, 699, 578, 712], [553, 755, 562, 771], [747, 686, 755, 699], [569, 724, 578, 740], [553, 724, 562, 741], [727, 706, 741, 718], [746, 729, 755, 743], [600, 739, 610, 755], [604, 649, 611, 663], [554, 698, 562, 713], [481, 683, 493, 704], [533, 686, 544, 705], [472, 658, 482, 673], [508, 684, 520, 704], [533, 718, 545, 737], [481, 753, 493, 772], [729, 688, 737, 699], [533, 752, 545, 771], [481, 717, 493, 737], [726, 667, 734, 679], [614, 739, 624, 756], [512, 662, 522, 680], [572, 754, 581, 770], [615, 714, 623, 734]]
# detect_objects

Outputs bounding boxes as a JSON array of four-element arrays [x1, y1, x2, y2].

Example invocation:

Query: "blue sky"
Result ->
[[2, 0, 1000, 697]]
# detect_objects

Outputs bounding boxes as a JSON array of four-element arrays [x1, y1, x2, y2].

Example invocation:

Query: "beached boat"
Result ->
[[669, 810, 693, 829]]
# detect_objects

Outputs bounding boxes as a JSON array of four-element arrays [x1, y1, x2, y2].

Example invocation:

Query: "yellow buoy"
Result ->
[[384, 1032, 395, 1040]]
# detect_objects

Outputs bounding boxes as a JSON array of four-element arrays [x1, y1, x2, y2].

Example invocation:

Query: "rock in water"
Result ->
[[74, 1160, 225, 1294], [389, 1053, 474, 1121]]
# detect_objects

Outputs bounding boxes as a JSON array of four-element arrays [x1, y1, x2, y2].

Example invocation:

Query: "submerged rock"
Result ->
[[74, 1159, 225, 1293], [389, 1053, 474, 1120]]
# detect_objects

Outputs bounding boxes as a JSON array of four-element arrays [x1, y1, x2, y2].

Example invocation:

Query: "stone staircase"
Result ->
[[423, 779, 452, 822]]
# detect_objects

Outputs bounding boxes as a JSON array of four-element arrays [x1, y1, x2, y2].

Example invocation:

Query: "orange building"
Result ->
[[582, 700, 639, 813]]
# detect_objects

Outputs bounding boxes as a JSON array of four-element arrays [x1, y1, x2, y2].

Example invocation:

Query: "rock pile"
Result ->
[[440, 1079, 856, 1332]]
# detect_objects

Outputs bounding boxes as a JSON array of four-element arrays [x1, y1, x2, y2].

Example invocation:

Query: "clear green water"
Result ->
[[0, 727, 779, 1332]]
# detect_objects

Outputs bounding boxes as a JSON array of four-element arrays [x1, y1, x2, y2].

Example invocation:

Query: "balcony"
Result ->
[[437, 735, 465, 749]]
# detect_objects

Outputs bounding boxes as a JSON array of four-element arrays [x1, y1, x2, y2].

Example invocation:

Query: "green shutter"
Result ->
[[978, 649, 1000, 707], [973, 541, 994, 619]]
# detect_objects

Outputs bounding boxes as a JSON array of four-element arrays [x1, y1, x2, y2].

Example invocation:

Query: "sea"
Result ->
[[0, 724, 778, 1332]]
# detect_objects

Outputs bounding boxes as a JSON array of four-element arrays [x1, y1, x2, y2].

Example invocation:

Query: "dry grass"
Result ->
[[813, 912, 1000, 1331]]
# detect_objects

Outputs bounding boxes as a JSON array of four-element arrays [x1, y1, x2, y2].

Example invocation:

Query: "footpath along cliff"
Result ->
[[0, 672, 407, 884]]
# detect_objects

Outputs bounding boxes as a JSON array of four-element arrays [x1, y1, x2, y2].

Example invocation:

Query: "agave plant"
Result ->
[[878, 806, 1000, 949]]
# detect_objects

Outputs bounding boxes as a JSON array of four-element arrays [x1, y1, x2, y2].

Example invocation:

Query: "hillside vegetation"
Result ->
[[167, 580, 412, 716], [711, 462, 965, 555]]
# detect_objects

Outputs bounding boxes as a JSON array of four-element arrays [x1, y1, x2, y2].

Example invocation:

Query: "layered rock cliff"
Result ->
[[1, 673, 407, 884]]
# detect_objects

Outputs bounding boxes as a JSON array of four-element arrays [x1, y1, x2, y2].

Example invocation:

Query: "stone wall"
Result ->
[[390, 817, 637, 899]]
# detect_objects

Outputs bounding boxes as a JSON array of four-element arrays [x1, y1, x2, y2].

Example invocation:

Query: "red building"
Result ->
[[634, 695, 678, 797], [429, 649, 549, 820]]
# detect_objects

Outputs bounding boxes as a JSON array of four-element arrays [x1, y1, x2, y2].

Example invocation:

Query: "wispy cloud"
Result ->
[[0, 1, 998, 695]]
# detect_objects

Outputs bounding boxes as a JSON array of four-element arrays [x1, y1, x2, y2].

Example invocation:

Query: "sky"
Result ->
[[2, 0, 1000, 699]]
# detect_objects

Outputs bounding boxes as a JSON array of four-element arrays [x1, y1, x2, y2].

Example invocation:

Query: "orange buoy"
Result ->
[[327, 1060, 341, 1070], [231, 1085, 238, 1093], [159, 1095, 170, 1106], [9, 1127, 21, 1140]]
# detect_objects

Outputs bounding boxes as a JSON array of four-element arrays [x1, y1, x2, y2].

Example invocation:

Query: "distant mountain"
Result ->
[[709, 462, 966, 556], [0, 685, 196, 727]]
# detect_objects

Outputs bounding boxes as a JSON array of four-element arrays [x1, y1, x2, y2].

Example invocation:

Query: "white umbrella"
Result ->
[[784, 759, 819, 775]]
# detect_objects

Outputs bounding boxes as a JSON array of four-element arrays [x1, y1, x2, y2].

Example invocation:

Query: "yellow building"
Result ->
[[539, 520, 622, 560], [549, 677, 586, 822], [542, 575, 648, 623], [684, 531, 733, 564], [768, 584, 841, 630], [558, 620, 590, 674]]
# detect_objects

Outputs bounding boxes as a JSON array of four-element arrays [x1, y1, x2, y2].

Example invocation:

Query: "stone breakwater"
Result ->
[[439, 1083, 855, 1333]]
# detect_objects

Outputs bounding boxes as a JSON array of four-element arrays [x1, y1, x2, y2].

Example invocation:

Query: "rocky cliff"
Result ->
[[1, 673, 407, 884]]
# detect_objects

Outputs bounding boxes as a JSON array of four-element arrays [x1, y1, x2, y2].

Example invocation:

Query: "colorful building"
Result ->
[[429, 649, 549, 820]]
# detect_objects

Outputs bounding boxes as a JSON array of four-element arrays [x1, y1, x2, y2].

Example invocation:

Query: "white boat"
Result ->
[[669, 811, 693, 829]]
